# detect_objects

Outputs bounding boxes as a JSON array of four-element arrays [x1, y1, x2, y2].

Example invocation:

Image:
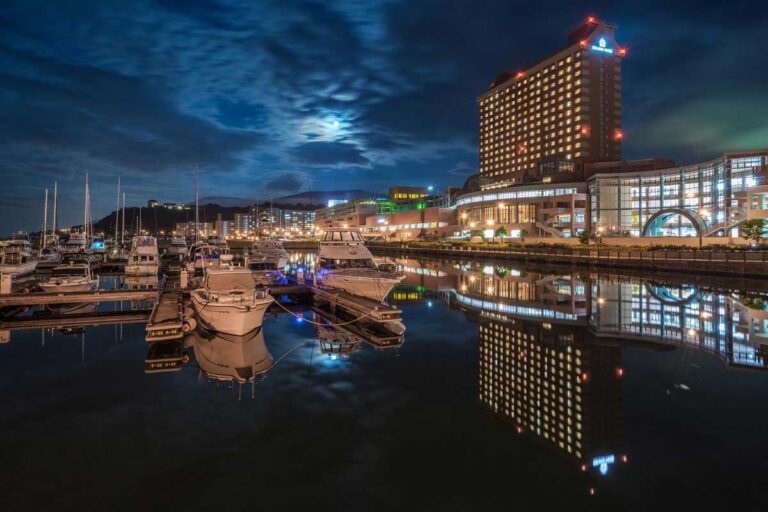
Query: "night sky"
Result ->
[[2, 1, 767, 233]]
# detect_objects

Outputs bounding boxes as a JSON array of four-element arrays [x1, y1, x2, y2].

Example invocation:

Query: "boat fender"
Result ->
[[182, 317, 197, 332]]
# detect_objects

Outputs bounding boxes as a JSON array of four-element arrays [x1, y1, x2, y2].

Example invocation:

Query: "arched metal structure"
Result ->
[[641, 208, 705, 237], [644, 282, 700, 306]]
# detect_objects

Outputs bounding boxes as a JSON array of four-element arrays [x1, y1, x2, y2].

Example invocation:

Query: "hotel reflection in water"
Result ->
[[391, 258, 768, 489]]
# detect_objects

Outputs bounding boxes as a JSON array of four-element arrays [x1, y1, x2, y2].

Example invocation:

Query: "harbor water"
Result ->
[[1, 254, 767, 511]]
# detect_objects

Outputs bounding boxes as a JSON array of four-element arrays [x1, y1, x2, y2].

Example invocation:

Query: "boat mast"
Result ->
[[52, 182, 58, 242], [115, 177, 121, 242], [83, 172, 88, 238], [42, 188, 48, 249], [121, 192, 126, 246], [195, 164, 200, 243]]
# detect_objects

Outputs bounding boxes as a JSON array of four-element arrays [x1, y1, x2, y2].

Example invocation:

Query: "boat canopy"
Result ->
[[205, 270, 255, 292], [131, 236, 157, 248]]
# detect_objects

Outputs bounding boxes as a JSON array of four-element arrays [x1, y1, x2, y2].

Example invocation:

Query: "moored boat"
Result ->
[[39, 262, 98, 293], [125, 236, 159, 276], [315, 228, 404, 302], [250, 239, 289, 269], [190, 266, 274, 335], [0, 232, 38, 277]]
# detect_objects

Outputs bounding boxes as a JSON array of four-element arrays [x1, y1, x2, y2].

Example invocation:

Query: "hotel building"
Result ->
[[478, 316, 624, 476], [478, 17, 625, 189]]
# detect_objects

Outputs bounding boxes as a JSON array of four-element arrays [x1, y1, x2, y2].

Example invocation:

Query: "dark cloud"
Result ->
[[291, 142, 370, 166], [265, 173, 304, 194], [0, 0, 767, 233]]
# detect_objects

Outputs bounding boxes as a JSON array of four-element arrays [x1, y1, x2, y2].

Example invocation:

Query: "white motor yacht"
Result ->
[[0, 232, 38, 277], [62, 232, 87, 255], [188, 241, 221, 275], [206, 234, 230, 254], [167, 235, 188, 257], [190, 266, 274, 336], [40, 262, 98, 293], [315, 228, 404, 303], [125, 236, 159, 276], [250, 239, 289, 268], [246, 260, 286, 286], [190, 326, 273, 383]]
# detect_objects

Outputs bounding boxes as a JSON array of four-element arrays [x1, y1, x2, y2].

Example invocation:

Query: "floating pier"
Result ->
[[0, 288, 160, 307]]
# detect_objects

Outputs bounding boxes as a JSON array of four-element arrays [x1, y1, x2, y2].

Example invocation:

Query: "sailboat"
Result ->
[[39, 184, 62, 268]]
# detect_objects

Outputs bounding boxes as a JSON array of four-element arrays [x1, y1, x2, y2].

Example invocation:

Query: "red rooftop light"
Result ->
[[516, 71, 525, 79], [618, 47, 628, 56], [579, 39, 588, 48], [586, 16, 598, 24], [614, 130, 624, 140]]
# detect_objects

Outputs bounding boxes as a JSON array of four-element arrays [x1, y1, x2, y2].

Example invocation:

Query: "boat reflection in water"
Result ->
[[189, 326, 273, 384], [390, 256, 768, 493], [123, 275, 159, 310]]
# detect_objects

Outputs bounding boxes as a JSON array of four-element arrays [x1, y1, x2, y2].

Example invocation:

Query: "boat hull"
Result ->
[[0, 261, 38, 277], [320, 273, 403, 302], [125, 264, 159, 276], [39, 280, 98, 293], [191, 294, 273, 336]]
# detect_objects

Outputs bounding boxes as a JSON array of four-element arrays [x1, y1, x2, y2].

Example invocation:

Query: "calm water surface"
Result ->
[[1, 255, 767, 511]]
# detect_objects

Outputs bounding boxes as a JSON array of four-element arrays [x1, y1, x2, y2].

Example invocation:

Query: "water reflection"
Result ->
[[392, 257, 768, 370], [189, 326, 273, 383], [389, 256, 768, 494]]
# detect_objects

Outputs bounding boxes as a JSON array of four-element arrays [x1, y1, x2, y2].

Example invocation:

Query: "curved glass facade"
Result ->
[[589, 152, 768, 237]]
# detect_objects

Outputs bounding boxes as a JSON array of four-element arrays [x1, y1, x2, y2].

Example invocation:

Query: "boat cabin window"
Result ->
[[248, 262, 278, 271], [52, 267, 87, 278], [206, 272, 255, 292], [320, 258, 375, 269], [322, 231, 362, 242]]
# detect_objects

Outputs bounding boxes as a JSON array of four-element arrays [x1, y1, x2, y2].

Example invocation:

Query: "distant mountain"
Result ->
[[194, 196, 254, 207], [273, 189, 374, 206], [193, 190, 375, 207]]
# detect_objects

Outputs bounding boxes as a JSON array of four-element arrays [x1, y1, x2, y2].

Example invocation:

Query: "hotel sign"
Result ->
[[591, 37, 614, 54]]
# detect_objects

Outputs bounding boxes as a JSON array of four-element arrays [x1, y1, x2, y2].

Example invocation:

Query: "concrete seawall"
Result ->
[[369, 243, 768, 278]]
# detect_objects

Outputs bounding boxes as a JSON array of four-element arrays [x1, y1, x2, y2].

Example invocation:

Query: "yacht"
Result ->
[[40, 262, 98, 293], [190, 266, 274, 335], [190, 326, 273, 383], [206, 234, 230, 254], [167, 235, 188, 257], [315, 228, 404, 302], [0, 232, 38, 277], [250, 239, 289, 268], [188, 241, 221, 275], [62, 232, 88, 256], [246, 260, 286, 286], [39, 234, 62, 266], [125, 236, 159, 276]]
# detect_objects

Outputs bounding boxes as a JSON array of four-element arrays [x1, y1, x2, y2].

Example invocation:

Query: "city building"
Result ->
[[174, 221, 213, 238], [215, 218, 233, 238], [234, 213, 254, 237], [361, 207, 456, 240], [588, 151, 768, 237], [252, 207, 316, 237], [315, 199, 381, 229], [454, 183, 589, 238], [479, 16, 625, 189], [148, 199, 158, 208]]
